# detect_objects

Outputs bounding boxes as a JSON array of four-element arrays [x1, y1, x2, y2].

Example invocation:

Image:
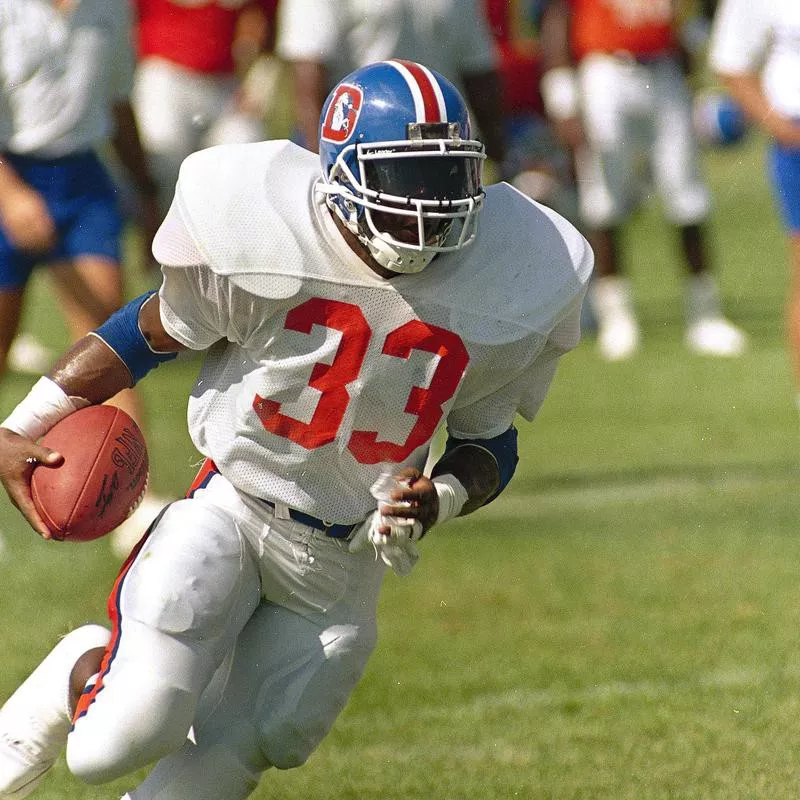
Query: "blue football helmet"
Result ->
[[317, 60, 486, 274]]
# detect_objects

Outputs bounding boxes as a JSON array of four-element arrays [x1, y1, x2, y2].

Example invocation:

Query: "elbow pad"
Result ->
[[443, 426, 519, 505]]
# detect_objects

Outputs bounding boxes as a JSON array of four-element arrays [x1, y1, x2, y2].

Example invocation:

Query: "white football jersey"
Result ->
[[709, 0, 800, 119], [153, 141, 592, 522]]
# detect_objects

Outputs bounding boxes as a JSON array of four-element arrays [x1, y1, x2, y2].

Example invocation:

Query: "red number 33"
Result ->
[[253, 297, 469, 465]]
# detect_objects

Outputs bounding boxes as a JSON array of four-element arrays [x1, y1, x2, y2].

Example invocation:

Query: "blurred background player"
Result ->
[[708, 1, 800, 408], [483, 0, 578, 219], [275, 0, 506, 168], [0, 0, 167, 551], [538, 0, 746, 361], [132, 0, 280, 216]]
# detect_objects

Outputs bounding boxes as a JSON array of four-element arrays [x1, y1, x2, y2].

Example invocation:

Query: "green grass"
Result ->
[[3, 131, 800, 798]]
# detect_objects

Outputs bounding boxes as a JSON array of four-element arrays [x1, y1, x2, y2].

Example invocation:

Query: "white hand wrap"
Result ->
[[1, 376, 88, 440], [348, 472, 423, 576], [540, 67, 580, 121], [432, 473, 469, 525]]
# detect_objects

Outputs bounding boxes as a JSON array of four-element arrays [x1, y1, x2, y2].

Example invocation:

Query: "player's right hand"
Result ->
[[0, 184, 57, 254], [0, 428, 63, 539]]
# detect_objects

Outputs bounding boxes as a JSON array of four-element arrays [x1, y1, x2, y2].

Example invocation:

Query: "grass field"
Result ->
[[2, 131, 800, 799]]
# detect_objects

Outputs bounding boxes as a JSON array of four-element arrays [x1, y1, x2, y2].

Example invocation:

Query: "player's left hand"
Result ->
[[348, 467, 439, 576]]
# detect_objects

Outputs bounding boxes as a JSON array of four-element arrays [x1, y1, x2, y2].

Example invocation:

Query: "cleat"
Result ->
[[597, 315, 640, 361], [590, 276, 640, 361], [0, 626, 110, 798], [685, 316, 746, 357]]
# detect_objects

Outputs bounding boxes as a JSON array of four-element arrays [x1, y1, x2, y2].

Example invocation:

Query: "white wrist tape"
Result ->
[[1, 376, 87, 440], [540, 67, 580, 120], [432, 474, 469, 525]]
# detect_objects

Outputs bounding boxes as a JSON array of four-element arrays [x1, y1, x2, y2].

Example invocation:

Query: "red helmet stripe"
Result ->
[[386, 59, 447, 123]]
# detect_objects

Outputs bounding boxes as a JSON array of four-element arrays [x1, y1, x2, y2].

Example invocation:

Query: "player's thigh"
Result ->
[[576, 56, 641, 225], [48, 255, 123, 338], [578, 54, 634, 150], [133, 59, 201, 154], [128, 597, 380, 800], [67, 498, 262, 783]]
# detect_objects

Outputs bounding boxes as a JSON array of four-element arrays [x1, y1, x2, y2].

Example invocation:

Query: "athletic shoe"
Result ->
[[685, 317, 747, 357], [590, 276, 640, 361], [109, 493, 169, 559], [0, 626, 110, 798], [597, 314, 640, 361]]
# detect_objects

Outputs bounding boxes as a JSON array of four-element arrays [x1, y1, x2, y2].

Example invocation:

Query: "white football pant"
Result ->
[[575, 52, 710, 228], [66, 471, 384, 798]]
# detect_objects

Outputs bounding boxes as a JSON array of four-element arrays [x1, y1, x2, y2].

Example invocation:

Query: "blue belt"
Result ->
[[261, 499, 360, 539]]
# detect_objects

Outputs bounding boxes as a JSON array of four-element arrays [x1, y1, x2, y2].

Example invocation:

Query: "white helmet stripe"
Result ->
[[384, 59, 448, 123]]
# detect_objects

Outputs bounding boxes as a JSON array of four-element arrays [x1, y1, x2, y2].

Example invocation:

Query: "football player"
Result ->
[[0, 60, 591, 799], [708, 0, 800, 409], [538, 0, 746, 360]]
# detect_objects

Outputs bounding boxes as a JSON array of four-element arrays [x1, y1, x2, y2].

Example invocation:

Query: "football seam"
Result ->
[[68, 407, 119, 534]]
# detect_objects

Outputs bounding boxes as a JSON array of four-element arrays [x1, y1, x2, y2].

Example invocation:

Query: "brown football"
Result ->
[[31, 405, 149, 542]]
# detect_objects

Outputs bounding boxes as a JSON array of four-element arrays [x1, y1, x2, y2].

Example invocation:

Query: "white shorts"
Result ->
[[66, 471, 384, 797], [132, 57, 266, 210], [574, 52, 710, 228]]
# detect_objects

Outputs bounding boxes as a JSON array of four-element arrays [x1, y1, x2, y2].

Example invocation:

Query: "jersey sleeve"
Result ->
[[445, 301, 582, 439], [708, 0, 770, 75], [153, 189, 263, 351]]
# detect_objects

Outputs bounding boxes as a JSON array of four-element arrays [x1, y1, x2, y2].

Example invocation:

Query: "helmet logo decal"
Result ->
[[321, 84, 364, 144], [386, 59, 448, 123]]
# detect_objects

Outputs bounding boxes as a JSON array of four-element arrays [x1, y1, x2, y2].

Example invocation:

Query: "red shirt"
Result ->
[[568, 0, 676, 61], [135, 0, 277, 75], [483, 0, 544, 114]]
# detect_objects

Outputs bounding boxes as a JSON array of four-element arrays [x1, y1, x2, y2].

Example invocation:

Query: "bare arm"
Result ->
[[50, 295, 184, 402], [718, 72, 800, 148], [0, 297, 184, 537]]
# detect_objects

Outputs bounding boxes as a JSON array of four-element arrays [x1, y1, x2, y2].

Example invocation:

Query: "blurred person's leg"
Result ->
[[788, 236, 800, 405], [585, 227, 639, 361], [0, 289, 24, 378], [133, 58, 205, 214], [769, 139, 800, 403], [650, 56, 745, 357], [576, 54, 643, 360]]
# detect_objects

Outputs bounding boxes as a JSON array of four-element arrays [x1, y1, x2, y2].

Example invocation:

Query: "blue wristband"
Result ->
[[93, 292, 177, 384]]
